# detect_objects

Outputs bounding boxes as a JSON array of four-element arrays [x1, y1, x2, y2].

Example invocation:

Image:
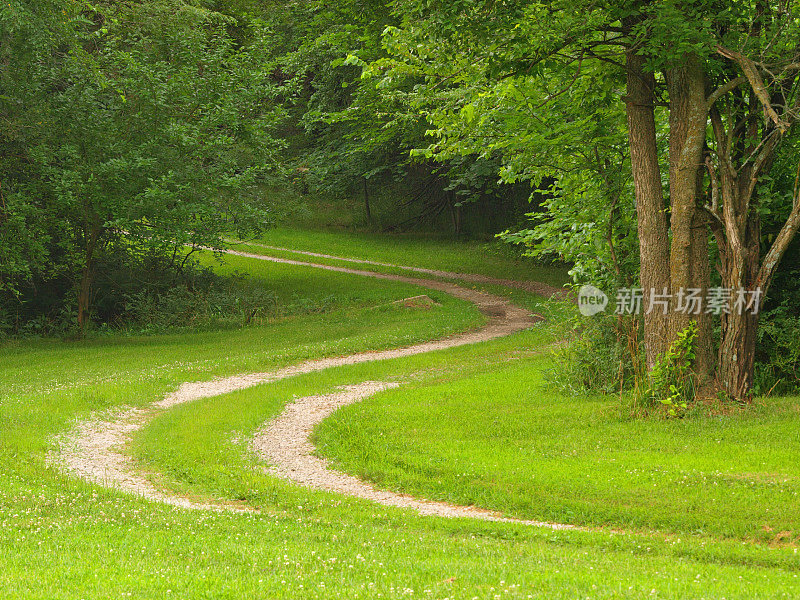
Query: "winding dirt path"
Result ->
[[252, 381, 572, 528], [52, 249, 567, 526], [234, 242, 571, 300]]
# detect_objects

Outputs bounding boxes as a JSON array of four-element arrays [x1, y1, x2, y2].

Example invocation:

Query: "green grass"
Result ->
[[233, 225, 569, 287], [2, 237, 800, 598], [317, 355, 800, 543], [129, 323, 800, 599], [1, 253, 481, 400], [198, 250, 460, 309]]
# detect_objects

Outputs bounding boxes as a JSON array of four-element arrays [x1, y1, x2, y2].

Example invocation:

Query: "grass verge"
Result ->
[[318, 354, 800, 543]]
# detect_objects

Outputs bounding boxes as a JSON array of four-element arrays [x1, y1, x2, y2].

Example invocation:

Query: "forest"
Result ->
[[2, 1, 800, 598]]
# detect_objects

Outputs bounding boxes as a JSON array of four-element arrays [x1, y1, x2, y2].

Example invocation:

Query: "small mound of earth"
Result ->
[[392, 294, 441, 309]]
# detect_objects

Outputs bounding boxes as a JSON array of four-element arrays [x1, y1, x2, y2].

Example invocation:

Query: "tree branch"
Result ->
[[756, 159, 800, 294], [710, 106, 736, 180], [715, 44, 789, 132], [704, 156, 722, 220], [709, 107, 745, 254], [745, 128, 783, 200], [705, 76, 747, 107]]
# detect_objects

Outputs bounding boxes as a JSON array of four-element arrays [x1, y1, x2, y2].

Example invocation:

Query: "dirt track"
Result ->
[[51, 248, 569, 529]]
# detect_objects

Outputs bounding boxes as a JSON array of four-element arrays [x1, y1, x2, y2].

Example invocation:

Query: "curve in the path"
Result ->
[[230, 242, 571, 300], [252, 381, 573, 528], [52, 249, 563, 526]]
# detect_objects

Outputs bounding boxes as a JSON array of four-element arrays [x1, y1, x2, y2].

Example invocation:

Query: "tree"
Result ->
[[1, 0, 282, 331], [641, 2, 800, 397], [374, 0, 800, 399], [0, 0, 68, 308]]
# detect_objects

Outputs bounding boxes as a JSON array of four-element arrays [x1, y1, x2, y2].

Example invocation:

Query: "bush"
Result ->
[[122, 281, 279, 334], [631, 322, 698, 418], [2, 242, 287, 338], [546, 308, 642, 396], [753, 306, 800, 396]]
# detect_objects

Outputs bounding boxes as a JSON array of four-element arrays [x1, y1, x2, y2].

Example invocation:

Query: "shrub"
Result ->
[[753, 306, 800, 396], [122, 278, 280, 334], [631, 322, 698, 418], [546, 307, 642, 396]]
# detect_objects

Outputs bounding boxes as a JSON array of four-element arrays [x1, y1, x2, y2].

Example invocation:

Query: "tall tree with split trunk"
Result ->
[[616, 2, 800, 397], [641, 2, 800, 397], [704, 34, 800, 398]]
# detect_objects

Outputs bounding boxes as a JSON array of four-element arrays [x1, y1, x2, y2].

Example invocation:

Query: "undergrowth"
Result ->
[[545, 307, 641, 396]]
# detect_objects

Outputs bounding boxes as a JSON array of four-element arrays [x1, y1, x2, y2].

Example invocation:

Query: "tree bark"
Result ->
[[624, 48, 670, 368], [708, 103, 786, 398], [450, 191, 461, 235], [363, 177, 373, 227], [690, 208, 715, 382], [716, 194, 760, 398], [77, 219, 104, 332], [665, 55, 712, 384]]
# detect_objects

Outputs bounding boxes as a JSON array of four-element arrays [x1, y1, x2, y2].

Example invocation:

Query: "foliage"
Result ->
[[370, 0, 800, 400], [1, 0, 282, 331], [752, 135, 800, 395], [546, 310, 642, 396], [361, 1, 641, 286], [121, 276, 276, 335], [754, 306, 800, 396], [634, 322, 699, 418], [0, 249, 275, 337], [258, 0, 535, 233]]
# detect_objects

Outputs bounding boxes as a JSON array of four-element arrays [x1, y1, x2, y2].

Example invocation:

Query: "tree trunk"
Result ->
[[77, 220, 104, 332], [717, 297, 760, 399], [715, 170, 764, 398], [708, 99, 788, 399], [666, 55, 710, 362], [450, 191, 461, 235], [690, 209, 715, 382], [77, 266, 93, 331], [718, 206, 761, 399], [363, 177, 373, 227], [624, 47, 671, 368]]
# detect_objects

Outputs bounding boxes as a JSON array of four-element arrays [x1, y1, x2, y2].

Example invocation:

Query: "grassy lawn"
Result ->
[[129, 323, 800, 599], [2, 241, 799, 598], [2, 252, 481, 401], [317, 355, 800, 543]]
